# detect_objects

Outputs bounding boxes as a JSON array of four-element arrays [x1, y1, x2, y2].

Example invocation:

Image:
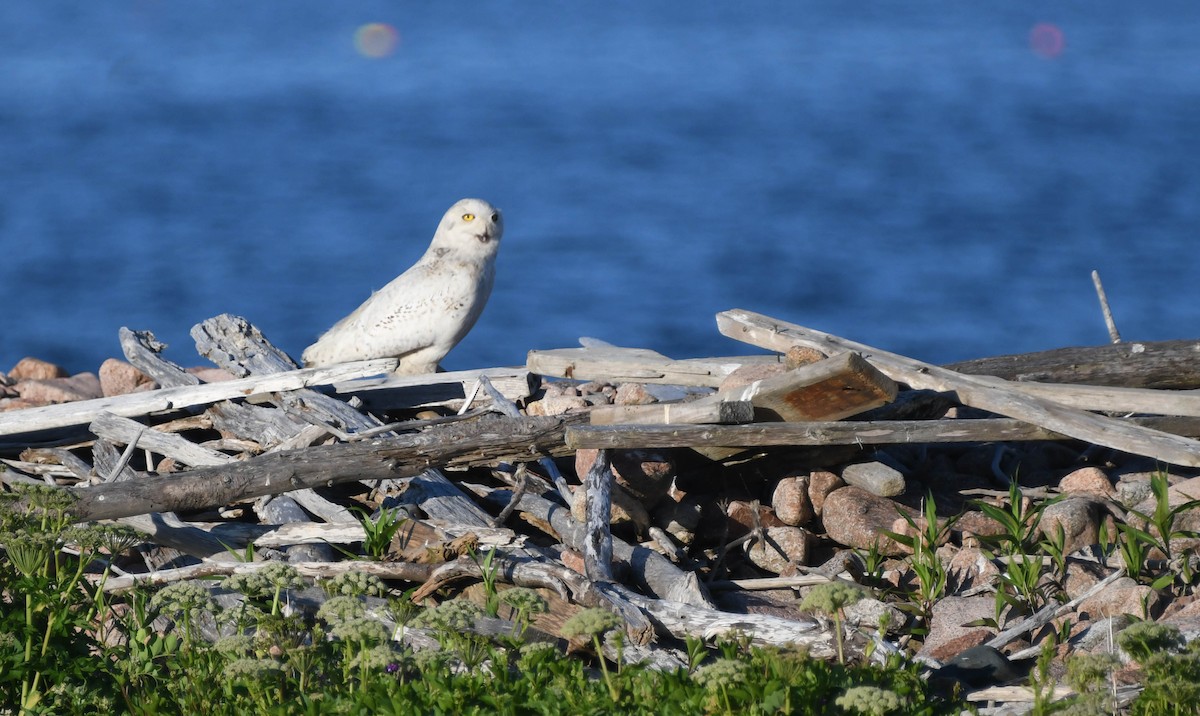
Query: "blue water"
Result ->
[[2, 2, 1198, 376]]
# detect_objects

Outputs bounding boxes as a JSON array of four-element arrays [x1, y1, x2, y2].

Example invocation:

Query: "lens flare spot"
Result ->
[[1029, 23, 1065, 59], [355, 23, 400, 59]]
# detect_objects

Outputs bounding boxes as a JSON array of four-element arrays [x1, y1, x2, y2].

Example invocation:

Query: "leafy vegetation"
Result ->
[[0, 482, 961, 715]]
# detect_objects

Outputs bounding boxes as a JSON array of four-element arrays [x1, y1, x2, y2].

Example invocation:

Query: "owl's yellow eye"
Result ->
[[462, 213, 475, 222]]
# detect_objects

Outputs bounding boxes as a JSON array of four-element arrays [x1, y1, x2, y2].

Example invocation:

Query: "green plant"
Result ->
[[1026, 634, 1061, 716], [498, 586, 548, 637], [469, 546, 502, 616], [1116, 621, 1200, 715], [561, 607, 624, 701], [353, 505, 407, 560], [801, 581, 865, 665], [970, 480, 1065, 625], [1117, 471, 1200, 588], [884, 493, 957, 626], [972, 480, 1045, 557]]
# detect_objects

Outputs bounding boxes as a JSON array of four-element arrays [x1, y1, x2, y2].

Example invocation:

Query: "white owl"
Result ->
[[302, 198, 503, 373]]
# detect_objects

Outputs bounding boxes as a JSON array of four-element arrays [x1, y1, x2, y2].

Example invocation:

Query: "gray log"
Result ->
[[59, 415, 578, 522]]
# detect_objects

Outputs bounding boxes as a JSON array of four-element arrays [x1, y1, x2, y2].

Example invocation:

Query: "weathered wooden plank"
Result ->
[[566, 416, 1200, 449], [720, 351, 897, 422], [716, 310, 1200, 468], [527, 345, 780, 387], [964, 378, 1200, 417], [589, 399, 755, 426]]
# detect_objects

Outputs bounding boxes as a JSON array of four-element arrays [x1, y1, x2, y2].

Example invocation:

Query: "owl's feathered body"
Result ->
[[302, 198, 503, 373]]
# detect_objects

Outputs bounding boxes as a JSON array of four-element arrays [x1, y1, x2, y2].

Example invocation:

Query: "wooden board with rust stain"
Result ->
[[722, 351, 897, 422]]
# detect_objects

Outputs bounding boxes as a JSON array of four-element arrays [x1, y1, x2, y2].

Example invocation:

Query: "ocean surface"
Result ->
[[2, 2, 1198, 377]]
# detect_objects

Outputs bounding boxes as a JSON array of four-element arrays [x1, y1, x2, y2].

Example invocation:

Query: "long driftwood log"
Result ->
[[566, 416, 1200, 450], [57, 414, 580, 522], [946, 339, 1200, 389]]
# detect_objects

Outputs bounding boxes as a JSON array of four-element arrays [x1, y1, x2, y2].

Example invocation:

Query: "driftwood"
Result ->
[[480, 488, 715, 608], [582, 449, 615, 582], [0, 359, 400, 439], [527, 345, 780, 387], [716, 309, 1200, 468], [566, 415, 1200, 449], [59, 414, 580, 522], [946, 338, 1200, 389], [719, 351, 897, 422], [589, 399, 755, 426]]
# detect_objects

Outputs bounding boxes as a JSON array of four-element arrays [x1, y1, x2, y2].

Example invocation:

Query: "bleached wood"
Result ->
[[968, 377, 1200, 417], [119, 327, 200, 387], [0, 359, 399, 438], [716, 309, 1200, 468], [527, 346, 779, 387], [99, 559, 437, 593], [589, 399, 754, 426], [610, 582, 838, 657], [480, 487, 716, 608], [583, 449, 614, 581], [90, 412, 234, 468]]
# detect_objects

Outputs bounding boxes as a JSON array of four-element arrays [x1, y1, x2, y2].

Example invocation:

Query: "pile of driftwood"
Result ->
[[6, 309, 1200, 708]]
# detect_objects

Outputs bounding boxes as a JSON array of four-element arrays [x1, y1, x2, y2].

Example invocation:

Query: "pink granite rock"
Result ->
[[9, 357, 67, 381], [725, 500, 786, 538], [821, 486, 917, 556], [917, 594, 997, 661], [772, 474, 815, 526], [99, 358, 158, 397], [16, 373, 102, 404], [808, 470, 845, 517], [745, 526, 813, 574], [1077, 576, 1162, 620], [1059, 467, 1116, 499], [613, 382, 657, 405], [1038, 497, 1102, 554]]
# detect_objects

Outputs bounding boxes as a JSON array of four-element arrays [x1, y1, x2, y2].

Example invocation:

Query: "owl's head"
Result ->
[[432, 198, 503, 258]]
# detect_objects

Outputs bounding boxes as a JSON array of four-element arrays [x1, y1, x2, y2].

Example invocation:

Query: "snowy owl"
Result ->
[[302, 198, 503, 373]]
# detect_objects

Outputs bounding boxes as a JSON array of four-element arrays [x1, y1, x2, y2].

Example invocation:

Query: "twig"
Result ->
[[104, 425, 145, 483], [492, 463, 528, 527], [1091, 270, 1122, 344], [985, 567, 1126, 651]]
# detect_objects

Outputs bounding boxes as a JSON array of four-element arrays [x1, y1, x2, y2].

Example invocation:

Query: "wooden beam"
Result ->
[[527, 345, 780, 387], [589, 399, 755, 426], [567, 416, 1200, 450], [715, 309, 1200, 468]]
